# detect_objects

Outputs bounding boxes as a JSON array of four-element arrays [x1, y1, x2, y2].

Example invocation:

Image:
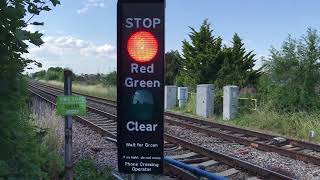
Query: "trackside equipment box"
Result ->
[[117, 0, 165, 174]]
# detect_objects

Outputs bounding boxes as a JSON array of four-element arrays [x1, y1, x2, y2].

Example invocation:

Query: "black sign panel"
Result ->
[[117, 0, 164, 174]]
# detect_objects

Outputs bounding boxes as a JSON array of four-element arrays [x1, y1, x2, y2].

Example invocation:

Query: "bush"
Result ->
[[31, 70, 46, 80], [74, 159, 113, 180], [44, 67, 64, 81], [260, 28, 320, 112], [101, 71, 117, 86], [0, 77, 64, 179]]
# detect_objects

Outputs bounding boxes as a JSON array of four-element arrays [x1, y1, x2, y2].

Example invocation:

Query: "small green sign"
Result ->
[[56, 96, 86, 116]]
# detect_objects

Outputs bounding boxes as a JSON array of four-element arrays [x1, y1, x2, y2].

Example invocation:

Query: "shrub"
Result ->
[[101, 71, 117, 86], [260, 28, 320, 112], [74, 159, 113, 180]]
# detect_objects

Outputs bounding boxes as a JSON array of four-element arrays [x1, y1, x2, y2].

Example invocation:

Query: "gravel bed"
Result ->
[[57, 120, 118, 170], [58, 121, 174, 180], [165, 124, 320, 179], [87, 101, 117, 114], [32, 88, 320, 179]]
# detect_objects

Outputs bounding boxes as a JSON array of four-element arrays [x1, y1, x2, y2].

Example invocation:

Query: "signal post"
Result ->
[[117, 0, 165, 177]]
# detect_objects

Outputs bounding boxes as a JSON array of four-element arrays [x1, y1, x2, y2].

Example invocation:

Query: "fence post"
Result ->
[[64, 70, 73, 180]]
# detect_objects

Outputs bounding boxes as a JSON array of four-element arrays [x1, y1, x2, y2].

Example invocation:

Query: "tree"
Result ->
[[215, 33, 260, 88], [45, 67, 64, 81], [31, 70, 46, 79], [164, 50, 181, 85], [101, 71, 117, 86], [178, 19, 224, 87], [262, 28, 320, 111], [0, 0, 61, 178]]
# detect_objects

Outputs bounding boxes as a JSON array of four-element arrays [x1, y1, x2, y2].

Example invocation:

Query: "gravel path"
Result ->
[[165, 124, 320, 179]]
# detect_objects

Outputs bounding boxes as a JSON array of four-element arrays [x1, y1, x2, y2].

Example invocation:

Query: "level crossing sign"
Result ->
[[117, 0, 165, 174]]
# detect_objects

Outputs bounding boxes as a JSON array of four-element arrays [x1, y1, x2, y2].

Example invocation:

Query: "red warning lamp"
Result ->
[[127, 31, 158, 63]]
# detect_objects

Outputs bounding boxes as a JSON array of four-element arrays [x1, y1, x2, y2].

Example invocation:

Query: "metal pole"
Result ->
[[64, 70, 73, 180]]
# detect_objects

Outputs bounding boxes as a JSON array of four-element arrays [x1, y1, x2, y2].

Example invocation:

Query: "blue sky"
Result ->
[[26, 0, 320, 74]]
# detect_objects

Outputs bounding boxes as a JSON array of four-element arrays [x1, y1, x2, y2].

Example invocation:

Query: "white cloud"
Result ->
[[77, 0, 106, 14], [25, 35, 116, 74]]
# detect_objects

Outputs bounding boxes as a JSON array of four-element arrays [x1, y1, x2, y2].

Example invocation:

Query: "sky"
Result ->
[[25, 0, 320, 75]]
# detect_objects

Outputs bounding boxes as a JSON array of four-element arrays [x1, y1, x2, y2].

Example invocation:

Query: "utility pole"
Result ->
[[64, 70, 73, 180]]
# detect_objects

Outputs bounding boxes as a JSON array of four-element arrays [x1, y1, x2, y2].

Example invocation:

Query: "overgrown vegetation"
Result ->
[[40, 80, 117, 101], [230, 109, 320, 142], [30, 96, 115, 179], [0, 0, 64, 178], [235, 28, 320, 141], [31, 67, 117, 87], [100, 71, 117, 86], [259, 28, 320, 112], [74, 159, 113, 180]]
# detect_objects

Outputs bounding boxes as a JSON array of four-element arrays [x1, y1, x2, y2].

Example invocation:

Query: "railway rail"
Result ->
[[29, 81, 320, 166], [28, 82, 296, 179]]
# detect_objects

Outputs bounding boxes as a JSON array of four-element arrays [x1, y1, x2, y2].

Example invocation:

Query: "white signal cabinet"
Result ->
[[177, 87, 188, 107], [196, 84, 214, 118], [164, 86, 177, 110], [223, 86, 239, 120]]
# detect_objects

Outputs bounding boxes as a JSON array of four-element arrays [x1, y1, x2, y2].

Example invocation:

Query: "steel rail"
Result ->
[[29, 82, 320, 166], [29, 85, 295, 179]]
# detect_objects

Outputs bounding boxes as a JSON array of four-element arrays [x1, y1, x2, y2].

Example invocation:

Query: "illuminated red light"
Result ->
[[127, 31, 158, 63]]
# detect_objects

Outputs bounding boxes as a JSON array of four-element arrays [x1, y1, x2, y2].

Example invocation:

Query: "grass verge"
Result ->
[[229, 108, 320, 142], [31, 96, 64, 179], [39, 80, 116, 101]]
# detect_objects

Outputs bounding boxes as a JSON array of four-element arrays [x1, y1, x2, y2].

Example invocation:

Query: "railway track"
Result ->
[[29, 81, 320, 166], [28, 82, 296, 179]]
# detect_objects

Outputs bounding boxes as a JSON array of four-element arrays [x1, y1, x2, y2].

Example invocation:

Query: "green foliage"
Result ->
[[38, 139, 64, 179], [101, 71, 117, 86], [42, 80, 117, 101], [165, 50, 181, 85], [31, 67, 66, 81], [230, 108, 320, 142], [179, 19, 224, 87], [0, 0, 61, 178], [178, 19, 259, 89], [216, 34, 260, 88], [74, 159, 113, 180], [0, 78, 64, 179], [45, 67, 64, 81], [31, 69, 46, 79], [261, 28, 320, 112], [0, 0, 60, 79], [175, 92, 196, 114]]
